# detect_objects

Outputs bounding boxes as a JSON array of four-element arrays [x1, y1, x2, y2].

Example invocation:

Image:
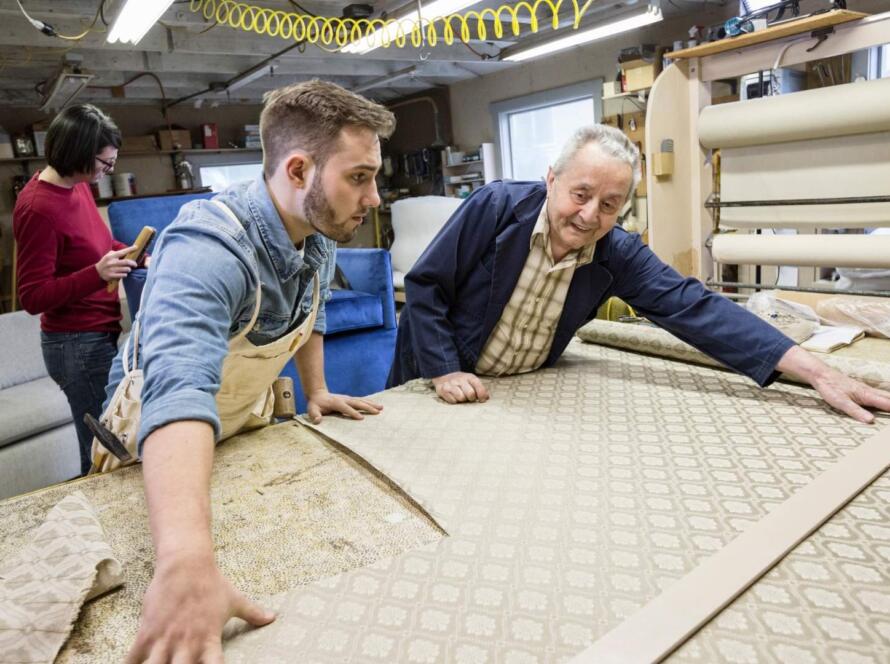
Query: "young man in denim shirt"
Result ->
[[118, 81, 394, 663]]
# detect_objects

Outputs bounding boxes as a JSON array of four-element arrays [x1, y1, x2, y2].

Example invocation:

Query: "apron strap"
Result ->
[[210, 200, 263, 342], [123, 316, 140, 373], [210, 200, 321, 344], [287, 275, 321, 352]]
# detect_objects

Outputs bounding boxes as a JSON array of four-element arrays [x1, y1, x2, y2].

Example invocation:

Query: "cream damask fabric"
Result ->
[[0, 491, 122, 664], [671, 471, 890, 664], [223, 340, 889, 662]]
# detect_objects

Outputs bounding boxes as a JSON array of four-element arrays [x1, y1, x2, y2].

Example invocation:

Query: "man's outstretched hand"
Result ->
[[778, 345, 890, 423], [125, 551, 275, 664]]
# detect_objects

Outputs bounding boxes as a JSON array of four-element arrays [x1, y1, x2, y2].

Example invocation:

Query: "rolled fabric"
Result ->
[[718, 207, 890, 230], [718, 132, 890, 229], [711, 234, 890, 268], [699, 77, 890, 149], [575, 318, 890, 393]]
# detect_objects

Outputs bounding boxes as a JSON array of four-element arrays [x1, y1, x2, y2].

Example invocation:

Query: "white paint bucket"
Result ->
[[95, 174, 114, 198], [112, 172, 136, 197]]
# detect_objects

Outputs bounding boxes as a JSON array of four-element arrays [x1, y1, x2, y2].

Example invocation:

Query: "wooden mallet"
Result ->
[[107, 226, 156, 293]]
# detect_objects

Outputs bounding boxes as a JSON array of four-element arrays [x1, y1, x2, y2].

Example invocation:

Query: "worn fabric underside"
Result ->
[[0, 426, 443, 663], [223, 339, 890, 663]]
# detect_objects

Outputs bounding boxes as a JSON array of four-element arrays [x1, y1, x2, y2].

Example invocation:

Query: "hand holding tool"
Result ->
[[106, 225, 155, 293]]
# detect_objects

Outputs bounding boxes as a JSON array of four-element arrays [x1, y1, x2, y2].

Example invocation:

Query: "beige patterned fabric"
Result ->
[[674, 471, 890, 664], [4, 340, 889, 662], [475, 202, 594, 376], [222, 340, 889, 662], [0, 492, 122, 663], [576, 421, 890, 663], [576, 318, 890, 393]]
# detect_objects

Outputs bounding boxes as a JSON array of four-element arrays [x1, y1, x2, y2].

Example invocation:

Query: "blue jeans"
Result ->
[[41, 331, 119, 476]]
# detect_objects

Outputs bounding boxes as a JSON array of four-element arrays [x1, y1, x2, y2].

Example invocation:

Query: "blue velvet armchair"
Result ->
[[107, 193, 397, 413]]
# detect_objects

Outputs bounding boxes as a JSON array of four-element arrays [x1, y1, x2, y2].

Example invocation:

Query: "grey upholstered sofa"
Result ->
[[0, 311, 79, 500]]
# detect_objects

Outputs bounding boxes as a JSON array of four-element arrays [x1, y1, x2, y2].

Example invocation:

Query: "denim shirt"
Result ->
[[104, 177, 335, 451]]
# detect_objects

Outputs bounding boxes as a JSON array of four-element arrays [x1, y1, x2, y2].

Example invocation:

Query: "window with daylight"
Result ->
[[491, 81, 602, 182], [199, 162, 263, 192]]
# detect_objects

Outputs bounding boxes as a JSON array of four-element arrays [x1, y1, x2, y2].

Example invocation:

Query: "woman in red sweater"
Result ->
[[14, 104, 138, 476]]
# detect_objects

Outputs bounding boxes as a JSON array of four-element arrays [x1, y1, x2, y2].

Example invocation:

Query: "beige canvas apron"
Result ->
[[90, 201, 319, 472]]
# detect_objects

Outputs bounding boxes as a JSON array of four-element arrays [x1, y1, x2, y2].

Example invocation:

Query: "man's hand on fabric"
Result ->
[[432, 371, 490, 404], [809, 368, 890, 424], [777, 345, 890, 423], [305, 388, 383, 424], [125, 552, 274, 664]]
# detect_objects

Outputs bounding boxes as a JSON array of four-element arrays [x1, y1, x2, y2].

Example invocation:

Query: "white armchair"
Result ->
[[389, 196, 462, 299]]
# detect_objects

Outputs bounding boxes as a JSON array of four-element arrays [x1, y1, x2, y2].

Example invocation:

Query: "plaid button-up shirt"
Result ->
[[475, 201, 595, 376]]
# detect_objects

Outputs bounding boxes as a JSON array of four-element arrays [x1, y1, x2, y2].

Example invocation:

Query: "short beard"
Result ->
[[303, 168, 356, 243]]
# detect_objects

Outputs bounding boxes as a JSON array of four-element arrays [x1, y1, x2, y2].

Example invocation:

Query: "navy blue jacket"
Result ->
[[388, 180, 794, 387]]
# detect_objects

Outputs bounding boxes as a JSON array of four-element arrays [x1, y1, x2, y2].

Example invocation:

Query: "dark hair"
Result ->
[[44, 104, 122, 177], [260, 79, 395, 178]]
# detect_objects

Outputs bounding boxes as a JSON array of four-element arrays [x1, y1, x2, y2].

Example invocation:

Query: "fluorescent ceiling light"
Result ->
[[107, 0, 175, 45], [503, 3, 663, 63], [225, 64, 276, 92], [740, 0, 776, 14], [353, 66, 417, 93], [342, 0, 479, 55], [40, 67, 94, 111]]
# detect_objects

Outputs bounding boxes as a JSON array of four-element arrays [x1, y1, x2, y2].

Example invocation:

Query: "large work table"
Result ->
[[2, 334, 889, 663]]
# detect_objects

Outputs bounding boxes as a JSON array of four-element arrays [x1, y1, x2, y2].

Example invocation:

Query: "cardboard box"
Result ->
[[120, 135, 158, 153], [202, 123, 219, 149], [157, 129, 192, 151], [636, 158, 647, 198], [712, 94, 740, 105], [622, 112, 645, 147], [30, 121, 49, 157], [621, 58, 661, 92], [33, 131, 47, 156], [603, 81, 623, 98]]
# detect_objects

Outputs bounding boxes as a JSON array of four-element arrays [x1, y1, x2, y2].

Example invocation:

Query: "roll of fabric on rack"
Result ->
[[711, 234, 890, 268], [699, 77, 890, 231]]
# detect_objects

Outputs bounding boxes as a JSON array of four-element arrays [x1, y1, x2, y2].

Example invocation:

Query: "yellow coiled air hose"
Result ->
[[189, 0, 596, 50]]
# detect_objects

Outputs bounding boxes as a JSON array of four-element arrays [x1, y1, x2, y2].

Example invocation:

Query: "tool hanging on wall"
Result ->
[[398, 148, 437, 184]]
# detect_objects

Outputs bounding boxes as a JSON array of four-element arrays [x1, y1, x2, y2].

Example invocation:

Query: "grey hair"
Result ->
[[551, 124, 641, 199]]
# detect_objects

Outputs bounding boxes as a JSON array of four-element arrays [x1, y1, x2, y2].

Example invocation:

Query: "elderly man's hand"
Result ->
[[432, 371, 490, 404], [778, 345, 890, 423], [810, 367, 890, 424]]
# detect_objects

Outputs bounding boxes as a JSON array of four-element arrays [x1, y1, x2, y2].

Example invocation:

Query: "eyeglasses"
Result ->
[[95, 155, 116, 173]]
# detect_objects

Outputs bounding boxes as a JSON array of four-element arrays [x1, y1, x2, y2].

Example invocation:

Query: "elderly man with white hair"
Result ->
[[388, 124, 890, 423]]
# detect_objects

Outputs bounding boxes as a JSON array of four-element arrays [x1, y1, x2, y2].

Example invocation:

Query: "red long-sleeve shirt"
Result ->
[[13, 172, 125, 333]]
